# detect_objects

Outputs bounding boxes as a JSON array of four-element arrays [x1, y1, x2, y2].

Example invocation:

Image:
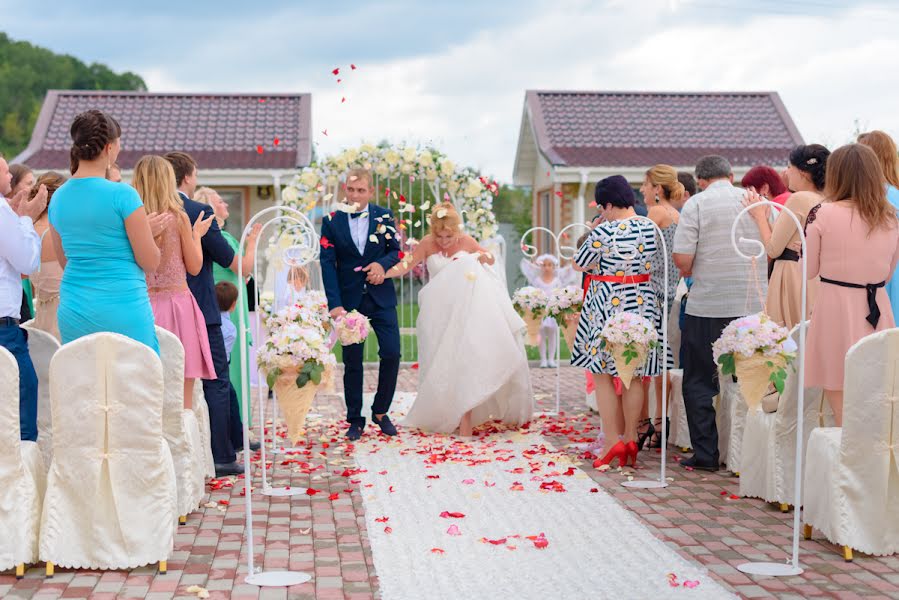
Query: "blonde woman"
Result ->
[[386, 201, 534, 436], [133, 155, 216, 408], [638, 165, 681, 448]]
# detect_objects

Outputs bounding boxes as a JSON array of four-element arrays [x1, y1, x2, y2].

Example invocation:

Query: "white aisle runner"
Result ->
[[353, 394, 735, 600]]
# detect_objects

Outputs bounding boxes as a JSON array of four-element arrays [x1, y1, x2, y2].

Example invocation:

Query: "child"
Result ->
[[276, 264, 310, 310], [520, 254, 567, 367], [216, 281, 239, 362]]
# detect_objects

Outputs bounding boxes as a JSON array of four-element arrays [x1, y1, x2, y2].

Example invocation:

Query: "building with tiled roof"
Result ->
[[512, 90, 804, 235], [14, 90, 312, 237]]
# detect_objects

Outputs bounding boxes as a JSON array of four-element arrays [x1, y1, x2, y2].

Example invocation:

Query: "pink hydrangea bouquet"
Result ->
[[712, 313, 797, 408], [335, 310, 372, 346], [546, 285, 583, 350], [600, 312, 658, 389], [512, 286, 548, 346]]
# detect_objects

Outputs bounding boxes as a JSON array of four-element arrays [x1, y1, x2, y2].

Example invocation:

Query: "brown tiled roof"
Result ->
[[526, 90, 804, 168], [14, 91, 312, 170]]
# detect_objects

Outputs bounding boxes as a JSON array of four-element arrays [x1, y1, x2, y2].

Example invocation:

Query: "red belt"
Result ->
[[582, 273, 651, 298]]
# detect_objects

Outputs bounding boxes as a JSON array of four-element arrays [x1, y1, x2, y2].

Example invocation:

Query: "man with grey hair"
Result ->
[[672, 155, 767, 471]]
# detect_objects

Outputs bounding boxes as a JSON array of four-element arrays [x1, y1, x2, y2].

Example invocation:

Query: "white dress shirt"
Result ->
[[0, 194, 41, 319], [348, 210, 369, 255]]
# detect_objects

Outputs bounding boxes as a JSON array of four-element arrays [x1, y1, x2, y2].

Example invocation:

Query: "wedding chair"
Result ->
[[0, 346, 46, 578], [803, 329, 899, 561], [666, 369, 692, 451], [192, 382, 216, 480], [716, 368, 747, 474], [156, 327, 206, 523], [20, 323, 60, 474], [739, 324, 831, 508], [39, 333, 176, 575]]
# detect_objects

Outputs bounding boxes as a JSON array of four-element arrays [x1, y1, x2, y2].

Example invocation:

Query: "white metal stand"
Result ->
[[730, 202, 808, 577], [237, 206, 318, 585], [519, 222, 590, 415]]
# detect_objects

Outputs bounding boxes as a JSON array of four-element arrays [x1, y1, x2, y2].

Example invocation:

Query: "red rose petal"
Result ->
[[332, 67, 340, 75]]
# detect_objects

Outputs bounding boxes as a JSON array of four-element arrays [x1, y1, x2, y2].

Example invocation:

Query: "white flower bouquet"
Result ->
[[600, 312, 658, 389], [258, 302, 336, 444], [546, 285, 583, 351], [713, 313, 796, 408], [512, 286, 548, 346]]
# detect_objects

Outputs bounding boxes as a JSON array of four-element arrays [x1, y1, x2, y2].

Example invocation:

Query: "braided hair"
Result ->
[[69, 109, 121, 174]]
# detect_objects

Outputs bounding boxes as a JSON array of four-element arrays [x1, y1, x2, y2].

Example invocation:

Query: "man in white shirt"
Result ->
[[0, 155, 47, 441], [673, 155, 767, 471]]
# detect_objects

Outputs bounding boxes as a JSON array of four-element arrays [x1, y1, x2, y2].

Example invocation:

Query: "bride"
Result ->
[[386, 202, 534, 435]]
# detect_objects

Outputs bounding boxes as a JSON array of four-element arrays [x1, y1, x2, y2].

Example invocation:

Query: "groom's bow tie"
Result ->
[[350, 212, 362, 219]]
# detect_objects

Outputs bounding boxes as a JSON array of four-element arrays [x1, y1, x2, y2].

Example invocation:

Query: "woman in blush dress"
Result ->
[[29, 171, 67, 340], [133, 155, 216, 407], [803, 144, 899, 425]]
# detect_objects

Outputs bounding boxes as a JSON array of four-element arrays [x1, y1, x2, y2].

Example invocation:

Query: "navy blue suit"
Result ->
[[320, 205, 401, 427], [181, 193, 243, 464]]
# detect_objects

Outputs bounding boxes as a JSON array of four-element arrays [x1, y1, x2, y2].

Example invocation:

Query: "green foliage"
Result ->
[[295, 360, 324, 389], [265, 367, 282, 389], [494, 184, 532, 240], [0, 32, 146, 157], [767, 361, 788, 394], [718, 352, 736, 376]]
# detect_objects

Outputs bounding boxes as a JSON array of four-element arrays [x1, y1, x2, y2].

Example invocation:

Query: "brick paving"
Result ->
[[2, 365, 898, 599]]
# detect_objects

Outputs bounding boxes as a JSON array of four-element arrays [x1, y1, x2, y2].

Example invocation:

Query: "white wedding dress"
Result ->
[[402, 251, 534, 433]]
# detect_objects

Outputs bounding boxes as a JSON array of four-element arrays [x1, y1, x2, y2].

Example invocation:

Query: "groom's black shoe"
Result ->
[[679, 456, 718, 472], [214, 461, 243, 478], [346, 424, 363, 441], [373, 414, 397, 436]]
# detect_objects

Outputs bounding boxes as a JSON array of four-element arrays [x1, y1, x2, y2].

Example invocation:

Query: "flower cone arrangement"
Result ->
[[272, 368, 319, 445]]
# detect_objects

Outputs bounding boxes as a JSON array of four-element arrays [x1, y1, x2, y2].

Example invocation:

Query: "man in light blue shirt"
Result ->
[[0, 155, 46, 441]]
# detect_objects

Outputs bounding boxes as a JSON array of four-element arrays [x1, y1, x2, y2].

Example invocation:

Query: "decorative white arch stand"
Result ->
[[519, 222, 591, 415], [237, 206, 317, 586], [731, 201, 807, 577]]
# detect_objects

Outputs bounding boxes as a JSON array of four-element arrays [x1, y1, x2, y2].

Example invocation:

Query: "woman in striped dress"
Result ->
[[571, 176, 664, 469]]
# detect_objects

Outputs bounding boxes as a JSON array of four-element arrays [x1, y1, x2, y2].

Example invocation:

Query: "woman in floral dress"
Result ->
[[571, 176, 664, 469]]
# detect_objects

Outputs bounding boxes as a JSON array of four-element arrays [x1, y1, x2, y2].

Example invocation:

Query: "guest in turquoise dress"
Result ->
[[48, 109, 166, 353], [859, 131, 899, 315]]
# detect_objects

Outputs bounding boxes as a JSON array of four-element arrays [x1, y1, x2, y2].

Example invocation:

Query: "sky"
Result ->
[[5, 0, 899, 182]]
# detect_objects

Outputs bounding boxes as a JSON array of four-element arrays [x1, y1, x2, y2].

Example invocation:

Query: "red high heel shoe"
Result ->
[[593, 441, 628, 469], [625, 440, 639, 466]]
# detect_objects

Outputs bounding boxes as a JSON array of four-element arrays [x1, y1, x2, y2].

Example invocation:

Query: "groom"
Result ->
[[320, 168, 402, 440]]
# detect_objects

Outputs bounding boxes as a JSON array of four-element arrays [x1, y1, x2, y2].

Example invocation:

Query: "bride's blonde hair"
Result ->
[[428, 201, 462, 236]]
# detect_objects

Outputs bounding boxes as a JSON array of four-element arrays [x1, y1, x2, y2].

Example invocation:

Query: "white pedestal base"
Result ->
[[245, 571, 312, 586], [621, 480, 669, 489], [737, 562, 803, 577]]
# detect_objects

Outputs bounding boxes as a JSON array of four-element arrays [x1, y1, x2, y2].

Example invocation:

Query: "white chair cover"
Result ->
[[716, 369, 746, 473], [739, 324, 831, 503], [156, 327, 206, 516], [0, 346, 45, 571], [192, 382, 216, 480], [666, 370, 692, 450], [666, 280, 688, 370], [21, 324, 60, 475], [39, 333, 177, 569], [803, 329, 899, 556]]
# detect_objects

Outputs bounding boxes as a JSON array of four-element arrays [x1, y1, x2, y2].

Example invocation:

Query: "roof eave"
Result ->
[[11, 90, 61, 165]]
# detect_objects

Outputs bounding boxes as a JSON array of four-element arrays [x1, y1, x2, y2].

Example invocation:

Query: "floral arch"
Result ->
[[278, 143, 500, 244]]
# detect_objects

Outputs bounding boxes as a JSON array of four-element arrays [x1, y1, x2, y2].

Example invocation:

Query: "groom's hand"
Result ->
[[362, 262, 386, 285], [330, 306, 347, 319]]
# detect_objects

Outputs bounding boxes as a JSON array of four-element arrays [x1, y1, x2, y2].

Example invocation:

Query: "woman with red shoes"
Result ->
[[571, 176, 670, 469]]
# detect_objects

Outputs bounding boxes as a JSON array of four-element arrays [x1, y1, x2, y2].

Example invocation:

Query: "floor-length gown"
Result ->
[[402, 252, 534, 433]]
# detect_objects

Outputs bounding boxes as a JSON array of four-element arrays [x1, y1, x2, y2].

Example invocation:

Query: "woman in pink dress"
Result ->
[[804, 144, 899, 425], [133, 155, 216, 408]]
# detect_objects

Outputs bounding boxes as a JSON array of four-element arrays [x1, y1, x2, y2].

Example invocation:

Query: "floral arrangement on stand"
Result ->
[[600, 312, 658, 389], [512, 286, 548, 347], [278, 144, 500, 243], [712, 313, 797, 408], [546, 285, 583, 351], [334, 310, 372, 346], [257, 299, 337, 444]]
